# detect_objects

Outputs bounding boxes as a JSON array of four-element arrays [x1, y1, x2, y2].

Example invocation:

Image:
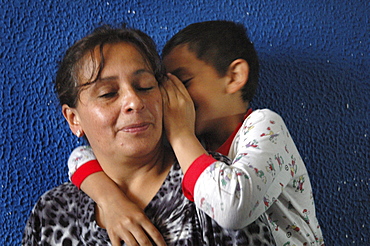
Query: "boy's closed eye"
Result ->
[[170, 68, 193, 88], [181, 78, 192, 87]]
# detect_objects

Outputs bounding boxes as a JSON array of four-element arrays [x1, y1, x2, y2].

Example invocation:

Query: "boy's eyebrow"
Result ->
[[170, 67, 189, 77]]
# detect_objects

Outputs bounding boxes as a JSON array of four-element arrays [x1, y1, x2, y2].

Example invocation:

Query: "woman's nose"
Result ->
[[122, 90, 145, 113]]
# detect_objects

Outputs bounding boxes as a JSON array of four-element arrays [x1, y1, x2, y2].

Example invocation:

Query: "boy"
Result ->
[[69, 21, 324, 245]]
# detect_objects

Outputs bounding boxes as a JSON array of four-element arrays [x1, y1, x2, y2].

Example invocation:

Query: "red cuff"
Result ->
[[71, 160, 103, 189], [182, 154, 217, 201]]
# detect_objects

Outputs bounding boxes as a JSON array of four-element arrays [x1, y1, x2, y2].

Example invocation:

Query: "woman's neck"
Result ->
[[97, 144, 175, 208]]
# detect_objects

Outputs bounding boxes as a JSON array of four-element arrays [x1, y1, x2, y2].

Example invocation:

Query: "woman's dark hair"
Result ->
[[162, 20, 259, 102], [55, 25, 165, 107]]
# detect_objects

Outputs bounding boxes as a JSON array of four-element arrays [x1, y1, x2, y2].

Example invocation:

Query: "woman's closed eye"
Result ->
[[136, 86, 155, 92], [99, 91, 117, 98]]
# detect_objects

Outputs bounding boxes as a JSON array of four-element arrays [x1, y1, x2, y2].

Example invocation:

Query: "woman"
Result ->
[[22, 25, 274, 245]]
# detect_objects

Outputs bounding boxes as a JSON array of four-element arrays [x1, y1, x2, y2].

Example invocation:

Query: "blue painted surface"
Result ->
[[1, 0, 369, 245]]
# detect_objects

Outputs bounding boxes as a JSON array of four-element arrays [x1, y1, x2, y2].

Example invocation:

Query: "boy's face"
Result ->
[[163, 44, 232, 136]]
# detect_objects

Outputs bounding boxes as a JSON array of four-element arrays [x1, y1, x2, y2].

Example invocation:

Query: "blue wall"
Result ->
[[1, 0, 369, 245]]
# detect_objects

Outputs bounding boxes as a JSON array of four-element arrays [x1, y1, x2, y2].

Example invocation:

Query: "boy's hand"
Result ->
[[80, 172, 166, 246], [161, 73, 196, 143], [161, 74, 207, 173], [97, 195, 166, 246]]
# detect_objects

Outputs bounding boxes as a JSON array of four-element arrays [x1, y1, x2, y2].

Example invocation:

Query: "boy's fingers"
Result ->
[[107, 232, 129, 246], [142, 221, 167, 246], [128, 226, 162, 246], [161, 78, 178, 104], [117, 232, 139, 246], [159, 82, 170, 104], [167, 73, 185, 91], [166, 73, 192, 100]]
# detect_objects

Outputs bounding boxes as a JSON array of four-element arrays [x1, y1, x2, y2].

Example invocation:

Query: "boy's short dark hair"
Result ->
[[162, 20, 259, 102], [55, 25, 164, 108]]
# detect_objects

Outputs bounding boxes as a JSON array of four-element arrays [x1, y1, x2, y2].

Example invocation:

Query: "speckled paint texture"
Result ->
[[1, 0, 369, 245]]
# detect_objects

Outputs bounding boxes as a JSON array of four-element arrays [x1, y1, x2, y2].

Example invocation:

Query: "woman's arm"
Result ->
[[68, 146, 166, 246]]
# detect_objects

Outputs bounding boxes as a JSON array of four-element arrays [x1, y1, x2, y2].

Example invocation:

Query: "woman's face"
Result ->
[[67, 42, 163, 161]]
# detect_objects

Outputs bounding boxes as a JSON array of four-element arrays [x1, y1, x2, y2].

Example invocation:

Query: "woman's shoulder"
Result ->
[[24, 183, 100, 245], [34, 182, 90, 211], [39, 182, 78, 199], [31, 182, 94, 228]]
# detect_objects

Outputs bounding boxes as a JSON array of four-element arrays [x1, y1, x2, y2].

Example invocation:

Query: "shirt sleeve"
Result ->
[[190, 109, 300, 229], [182, 154, 217, 201], [22, 205, 42, 245], [67, 145, 102, 188]]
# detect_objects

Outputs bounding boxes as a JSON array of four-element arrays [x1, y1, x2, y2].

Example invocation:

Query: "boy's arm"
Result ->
[[161, 74, 208, 174], [161, 76, 292, 229], [187, 110, 299, 229], [68, 146, 166, 246]]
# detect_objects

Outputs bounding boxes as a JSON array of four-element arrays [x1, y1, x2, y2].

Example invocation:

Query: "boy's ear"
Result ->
[[62, 104, 84, 137], [225, 59, 249, 94]]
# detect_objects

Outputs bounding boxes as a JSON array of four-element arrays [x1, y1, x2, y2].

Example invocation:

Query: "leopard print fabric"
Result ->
[[23, 160, 275, 245]]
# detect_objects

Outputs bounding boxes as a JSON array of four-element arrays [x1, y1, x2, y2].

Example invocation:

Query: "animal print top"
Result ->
[[22, 161, 275, 246]]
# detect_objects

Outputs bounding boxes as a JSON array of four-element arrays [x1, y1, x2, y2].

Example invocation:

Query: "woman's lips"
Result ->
[[121, 123, 150, 133]]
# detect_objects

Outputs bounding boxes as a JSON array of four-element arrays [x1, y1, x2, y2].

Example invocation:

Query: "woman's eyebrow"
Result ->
[[82, 69, 154, 87], [80, 76, 117, 88], [98, 76, 118, 82], [134, 69, 154, 76], [97, 69, 152, 82]]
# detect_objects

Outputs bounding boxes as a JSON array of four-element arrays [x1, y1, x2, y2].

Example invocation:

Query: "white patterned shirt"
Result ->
[[183, 109, 324, 245]]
